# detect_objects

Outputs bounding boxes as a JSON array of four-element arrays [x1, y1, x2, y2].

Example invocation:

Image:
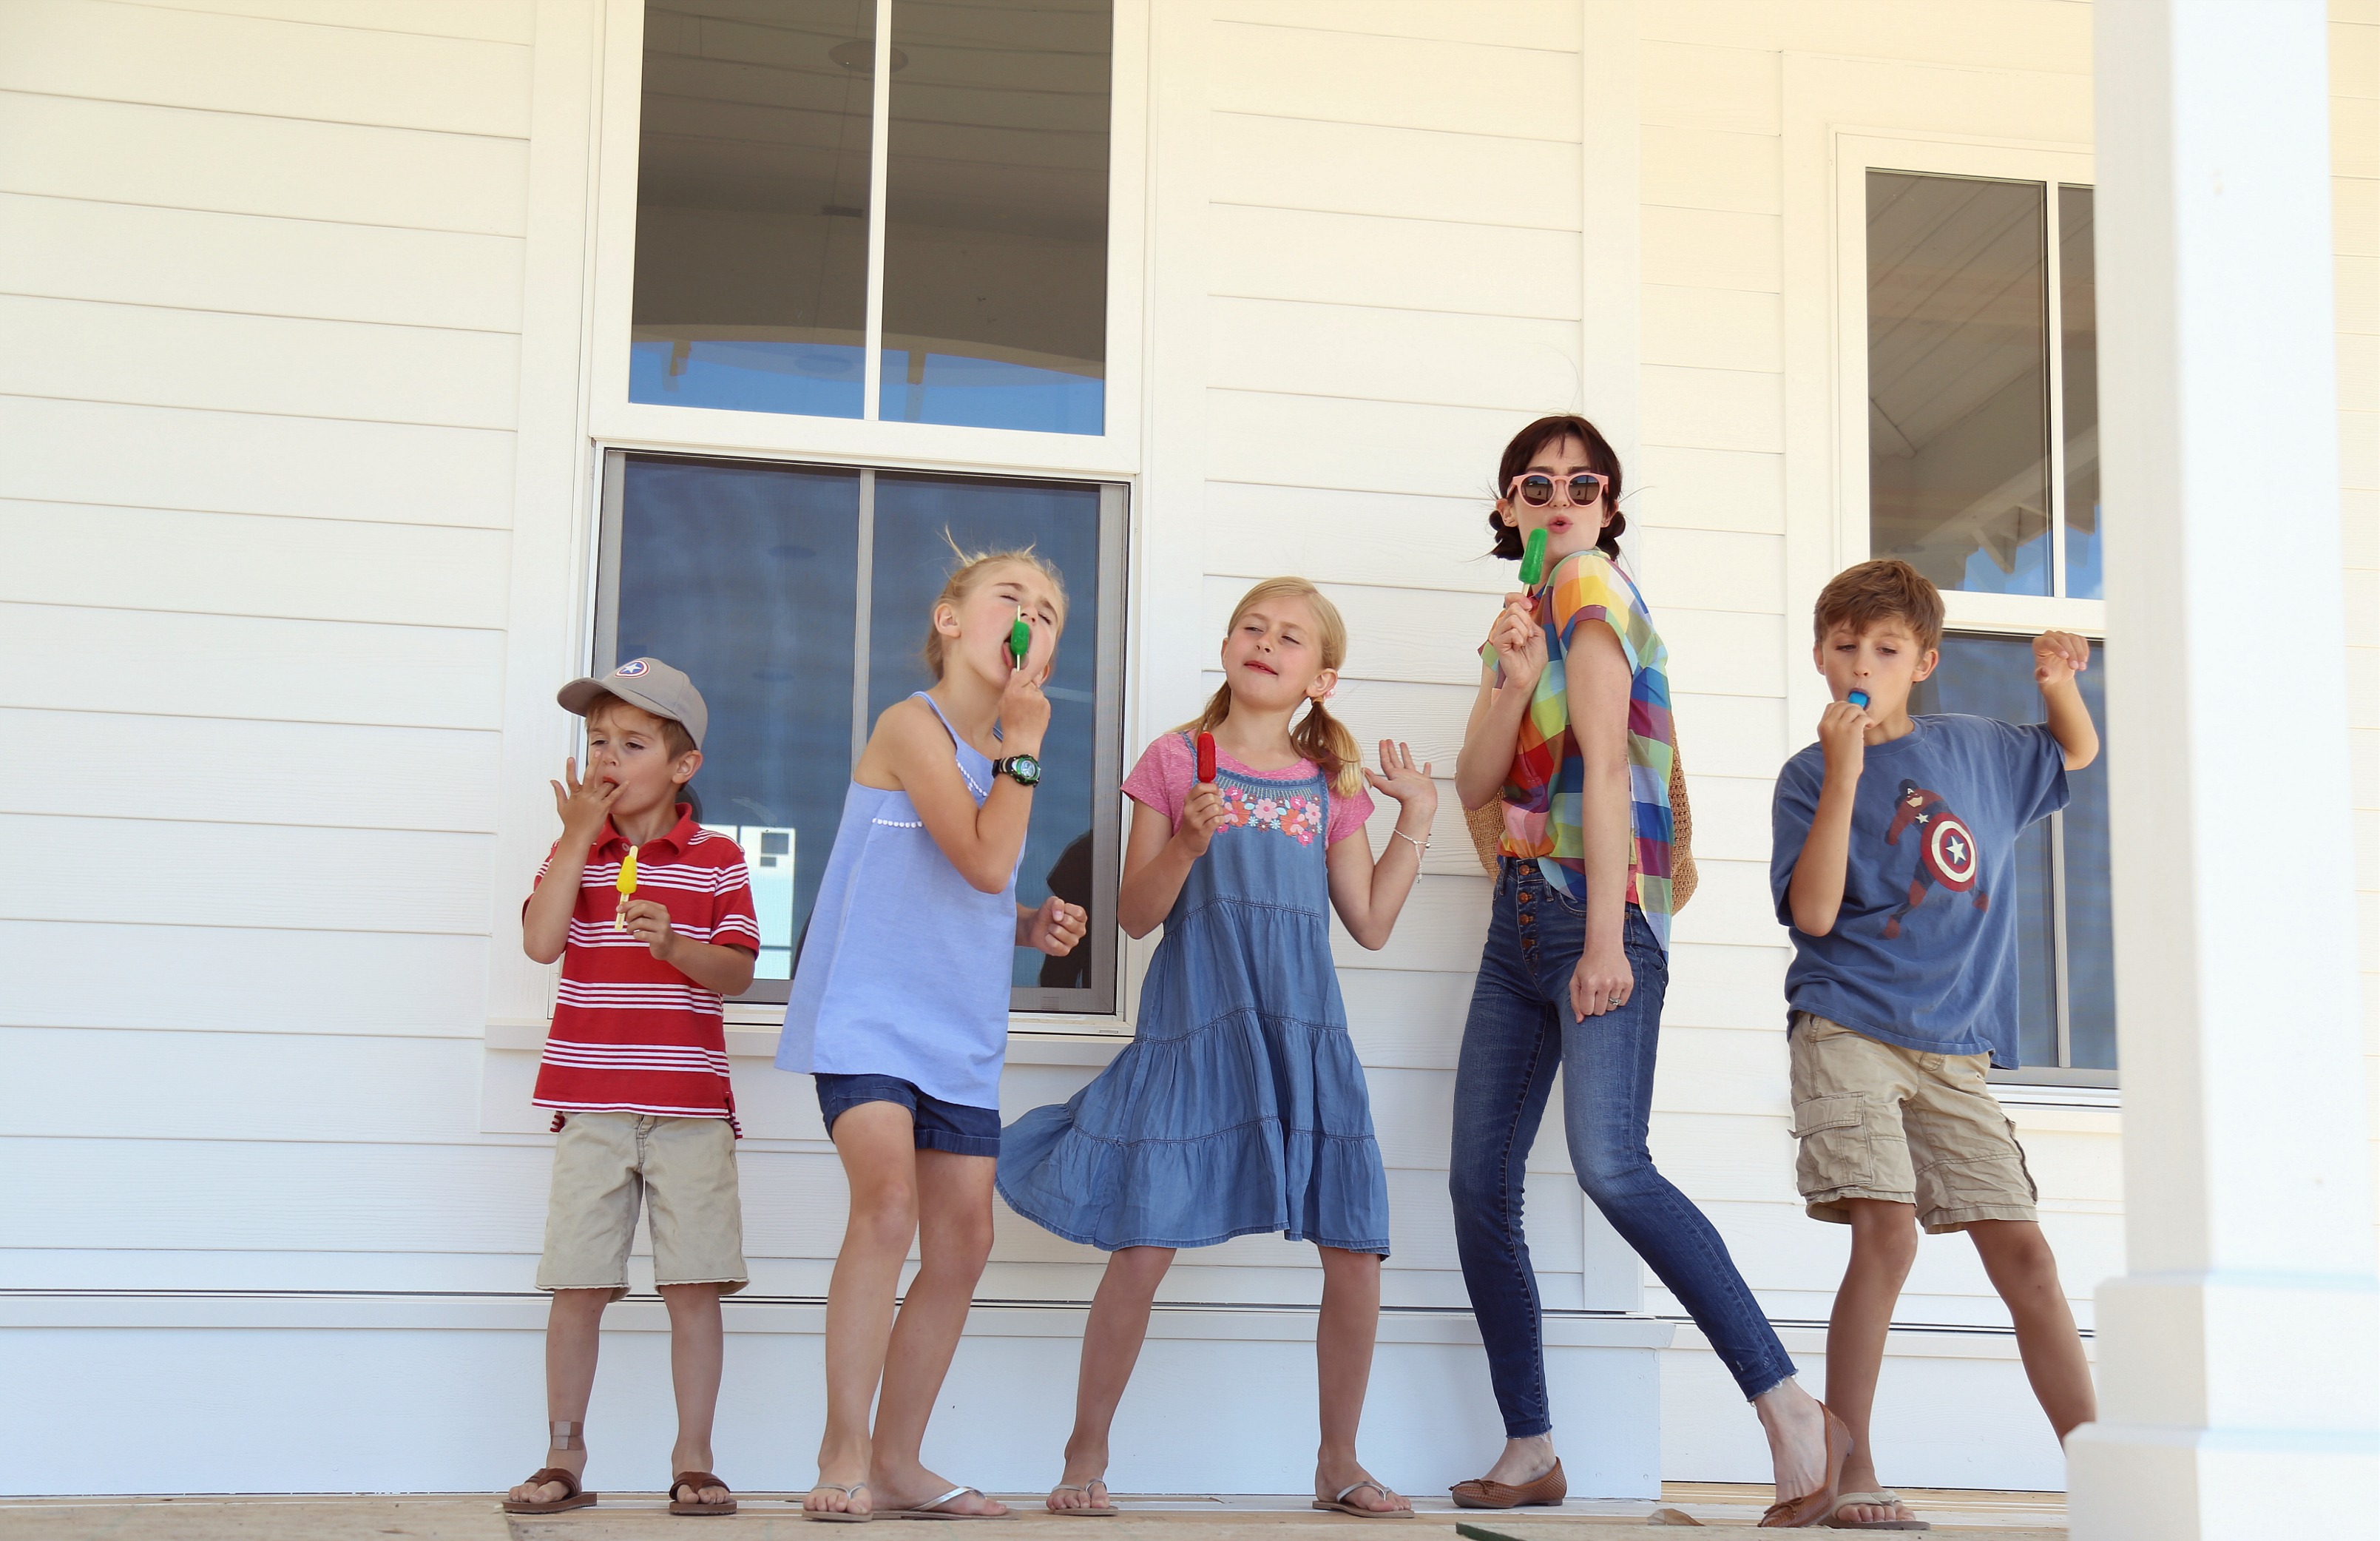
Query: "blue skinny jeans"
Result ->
[[1450, 859, 1796, 1436]]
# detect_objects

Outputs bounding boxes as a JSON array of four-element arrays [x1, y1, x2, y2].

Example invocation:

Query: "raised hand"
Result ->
[[1362, 739, 1439, 818], [1816, 700, 1873, 784], [550, 756, 620, 848], [2033, 630, 2090, 689], [1487, 593, 1546, 691], [1021, 895, 1089, 957], [998, 656, 1053, 751]]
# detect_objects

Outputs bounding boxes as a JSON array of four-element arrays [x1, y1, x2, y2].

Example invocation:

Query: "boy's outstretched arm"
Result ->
[[1787, 703, 1870, 937], [2035, 630, 2099, 770]]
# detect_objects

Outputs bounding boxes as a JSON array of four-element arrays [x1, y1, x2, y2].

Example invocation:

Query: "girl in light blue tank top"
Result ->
[[776, 551, 1087, 1522], [996, 578, 1441, 1518]]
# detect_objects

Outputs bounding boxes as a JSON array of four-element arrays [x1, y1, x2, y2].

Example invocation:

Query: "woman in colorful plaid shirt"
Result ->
[[1443, 417, 1847, 1527]]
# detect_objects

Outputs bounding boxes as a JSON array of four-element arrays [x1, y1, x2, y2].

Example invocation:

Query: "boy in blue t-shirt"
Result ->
[[1770, 560, 2100, 1530]]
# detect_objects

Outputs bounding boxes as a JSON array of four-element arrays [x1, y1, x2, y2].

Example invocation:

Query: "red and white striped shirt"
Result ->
[[530, 806, 759, 1130]]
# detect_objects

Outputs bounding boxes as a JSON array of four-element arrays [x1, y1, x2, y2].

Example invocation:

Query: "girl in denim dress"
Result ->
[[998, 577, 1438, 1519]]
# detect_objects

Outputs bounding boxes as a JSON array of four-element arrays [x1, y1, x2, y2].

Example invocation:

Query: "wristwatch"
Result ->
[[994, 753, 1043, 787]]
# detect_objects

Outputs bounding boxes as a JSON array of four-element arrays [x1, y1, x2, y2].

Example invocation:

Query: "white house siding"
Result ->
[[0, 0, 545, 1492], [3, 0, 2371, 1506]]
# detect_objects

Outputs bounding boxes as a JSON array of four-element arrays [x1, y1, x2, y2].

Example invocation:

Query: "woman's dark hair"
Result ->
[[1488, 414, 1626, 561]]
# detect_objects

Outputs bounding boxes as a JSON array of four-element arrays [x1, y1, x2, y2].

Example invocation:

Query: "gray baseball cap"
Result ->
[[558, 658, 709, 749]]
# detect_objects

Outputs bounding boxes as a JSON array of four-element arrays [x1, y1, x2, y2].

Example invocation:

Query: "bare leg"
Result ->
[[1827, 1199, 1920, 1526], [870, 1147, 1008, 1517], [1050, 1247, 1174, 1511], [660, 1282, 728, 1508], [1969, 1221, 2096, 1437], [1313, 1247, 1410, 1514], [507, 1289, 609, 1505], [807, 1103, 921, 1517]]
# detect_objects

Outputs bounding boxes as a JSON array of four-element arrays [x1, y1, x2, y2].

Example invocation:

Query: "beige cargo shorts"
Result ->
[[536, 1111, 748, 1299], [1787, 1013, 2038, 1235]]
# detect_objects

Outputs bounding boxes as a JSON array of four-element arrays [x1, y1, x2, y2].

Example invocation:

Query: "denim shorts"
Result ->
[[814, 1073, 1001, 1158]]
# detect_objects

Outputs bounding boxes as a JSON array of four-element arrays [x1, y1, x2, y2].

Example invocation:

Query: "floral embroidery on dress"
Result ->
[[1220, 786, 1324, 845]]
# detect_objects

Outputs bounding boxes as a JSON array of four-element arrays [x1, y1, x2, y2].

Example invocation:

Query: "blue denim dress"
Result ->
[[998, 747, 1390, 1253]]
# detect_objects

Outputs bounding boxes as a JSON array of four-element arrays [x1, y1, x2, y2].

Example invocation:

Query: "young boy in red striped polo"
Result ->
[[506, 658, 760, 1518]]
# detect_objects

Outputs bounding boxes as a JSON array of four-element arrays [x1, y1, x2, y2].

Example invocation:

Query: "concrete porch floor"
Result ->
[[0, 1488, 2068, 1540]]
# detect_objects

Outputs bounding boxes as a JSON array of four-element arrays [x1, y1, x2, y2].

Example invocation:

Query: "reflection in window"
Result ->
[[881, 0, 1111, 433], [866, 474, 1105, 982], [629, 0, 1112, 434], [1867, 172, 2052, 596], [632, 1, 877, 416], [1911, 633, 2112, 1077], [2059, 186, 2101, 600], [613, 458, 861, 979], [602, 452, 1123, 1011]]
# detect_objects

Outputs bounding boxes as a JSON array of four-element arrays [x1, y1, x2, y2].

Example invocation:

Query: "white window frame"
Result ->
[[1833, 132, 2102, 638], [586, 0, 1150, 482], [1835, 132, 2114, 1089]]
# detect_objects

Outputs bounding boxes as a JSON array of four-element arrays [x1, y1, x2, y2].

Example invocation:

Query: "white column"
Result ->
[[2067, 3, 2380, 1537]]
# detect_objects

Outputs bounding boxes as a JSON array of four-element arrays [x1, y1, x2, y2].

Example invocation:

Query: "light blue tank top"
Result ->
[[777, 692, 1017, 1110]]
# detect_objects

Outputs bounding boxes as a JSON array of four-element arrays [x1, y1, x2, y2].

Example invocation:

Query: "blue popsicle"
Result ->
[[1847, 689, 1870, 709]]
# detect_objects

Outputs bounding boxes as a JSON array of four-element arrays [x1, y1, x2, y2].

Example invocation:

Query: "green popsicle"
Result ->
[[1519, 527, 1549, 587], [1009, 607, 1031, 667]]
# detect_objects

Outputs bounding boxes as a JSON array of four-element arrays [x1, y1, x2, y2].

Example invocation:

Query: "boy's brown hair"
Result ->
[[1813, 559, 1944, 653], [585, 692, 697, 760]]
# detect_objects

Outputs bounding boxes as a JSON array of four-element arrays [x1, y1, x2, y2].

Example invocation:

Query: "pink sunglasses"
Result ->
[[1507, 471, 1609, 508]]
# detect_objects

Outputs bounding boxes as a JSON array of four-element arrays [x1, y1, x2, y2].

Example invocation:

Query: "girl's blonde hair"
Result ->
[[922, 537, 1070, 679], [1184, 576, 1365, 797]]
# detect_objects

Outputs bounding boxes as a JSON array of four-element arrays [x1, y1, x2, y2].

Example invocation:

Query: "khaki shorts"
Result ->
[[536, 1112, 747, 1298], [1787, 1014, 2038, 1235]]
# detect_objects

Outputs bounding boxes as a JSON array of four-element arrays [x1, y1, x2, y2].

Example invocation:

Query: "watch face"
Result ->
[[1007, 754, 1042, 786]]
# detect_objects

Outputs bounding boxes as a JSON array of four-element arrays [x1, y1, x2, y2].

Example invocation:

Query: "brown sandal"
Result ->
[[671, 1471, 738, 1517], [1450, 1458, 1566, 1509], [1758, 1404, 1850, 1528], [504, 1467, 596, 1514]]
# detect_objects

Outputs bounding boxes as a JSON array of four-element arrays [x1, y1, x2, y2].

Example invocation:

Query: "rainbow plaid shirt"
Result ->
[[1487, 549, 1678, 952]]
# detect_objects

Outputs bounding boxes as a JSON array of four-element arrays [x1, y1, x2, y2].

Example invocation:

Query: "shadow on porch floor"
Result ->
[[0, 1487, 2066, 1539]]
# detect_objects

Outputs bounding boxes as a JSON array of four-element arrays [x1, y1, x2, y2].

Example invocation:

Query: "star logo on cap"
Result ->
[[615, 660, 649, 677]]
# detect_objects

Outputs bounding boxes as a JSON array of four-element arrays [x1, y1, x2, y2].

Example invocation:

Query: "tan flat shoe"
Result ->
[[1449, 1458, 1566, 1509]]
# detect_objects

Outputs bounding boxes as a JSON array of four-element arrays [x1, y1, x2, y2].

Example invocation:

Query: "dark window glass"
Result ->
[[2059, 185, 2102, 601], [1868, 172, 2052, 596], [603, 453, 1121, 1011], [1911, 633, 2113, 1076], [879, 0, 1111, 433], [868, 473, 1105, 985], [632, 1, 876, 416], [613, 458, 862, 982]]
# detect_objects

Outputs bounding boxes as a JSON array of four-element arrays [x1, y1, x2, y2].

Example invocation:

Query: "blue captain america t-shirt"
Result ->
[[1770, 715, 2068, 1068]]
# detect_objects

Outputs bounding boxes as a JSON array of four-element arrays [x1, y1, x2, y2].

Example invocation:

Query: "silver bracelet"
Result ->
[[1393, 829, 1430, 854]]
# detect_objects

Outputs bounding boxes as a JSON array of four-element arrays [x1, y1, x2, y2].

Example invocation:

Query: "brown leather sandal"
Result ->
[[1758, 1404, 1850, 1528], [503, 1467, 596, 1514], [1449, 1457, 1566, 1509], [670, 1471, 738, 1517]]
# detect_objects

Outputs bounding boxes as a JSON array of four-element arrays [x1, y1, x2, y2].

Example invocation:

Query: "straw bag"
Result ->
[[1463, 737, 1699, 911]]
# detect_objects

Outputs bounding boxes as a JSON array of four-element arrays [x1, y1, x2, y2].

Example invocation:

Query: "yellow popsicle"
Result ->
[[614, 844, 638, 929]]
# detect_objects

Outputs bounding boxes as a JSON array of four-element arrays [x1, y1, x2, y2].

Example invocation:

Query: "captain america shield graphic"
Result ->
[[1925, 815, 1980, 892]]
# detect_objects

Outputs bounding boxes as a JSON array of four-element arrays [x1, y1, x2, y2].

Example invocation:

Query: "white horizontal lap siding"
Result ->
[[1176, 3, 1590, 1304], [1, 0, 530, 1300]]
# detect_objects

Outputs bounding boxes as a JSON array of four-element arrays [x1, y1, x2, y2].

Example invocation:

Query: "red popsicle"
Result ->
[[1196, 731, 1217, 783]]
